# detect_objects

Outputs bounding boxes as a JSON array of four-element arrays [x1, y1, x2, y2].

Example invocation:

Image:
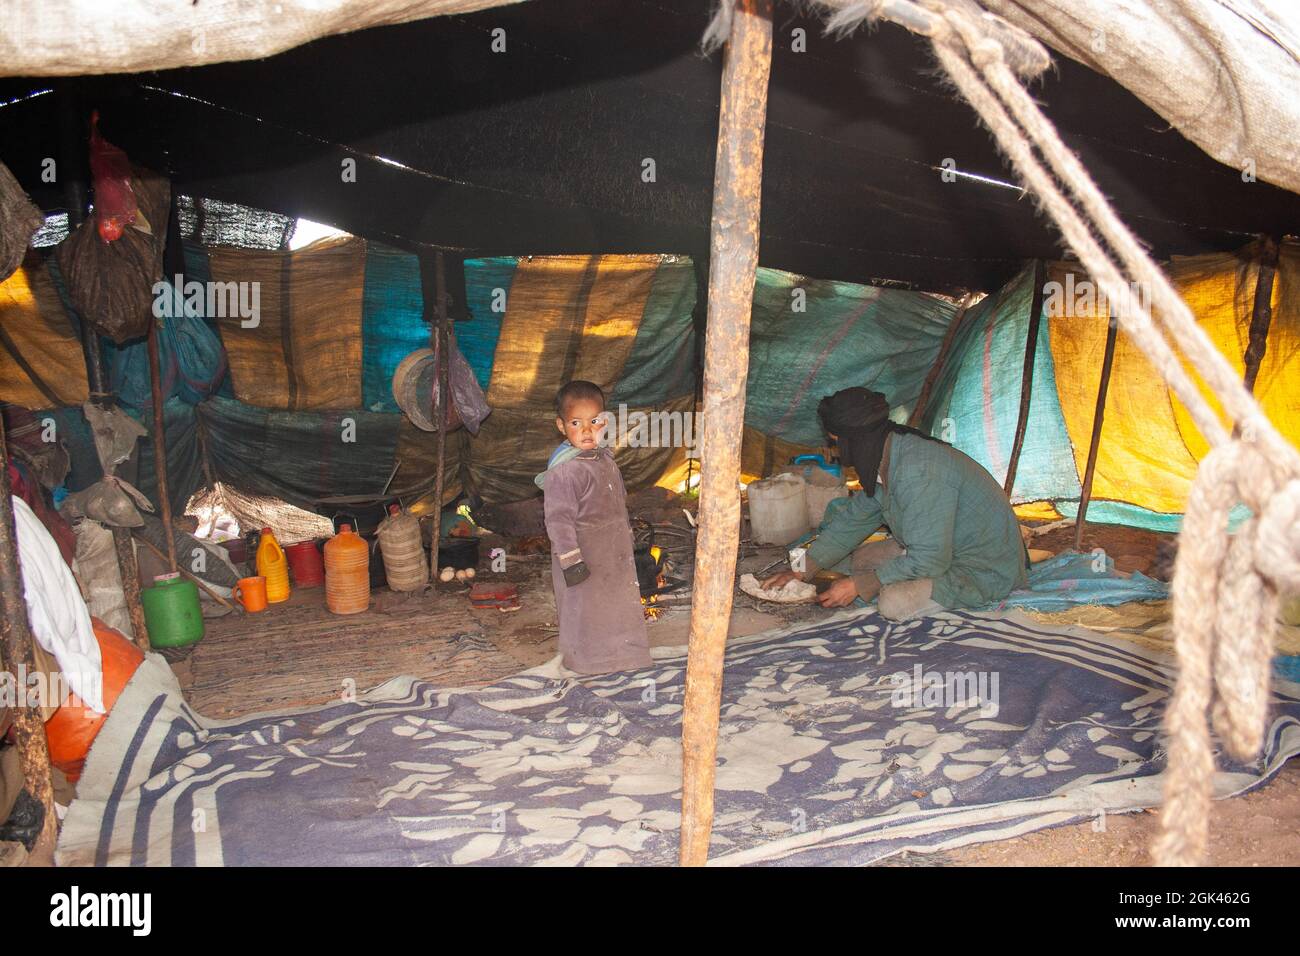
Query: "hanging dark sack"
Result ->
[[0, 161, 43, 282]]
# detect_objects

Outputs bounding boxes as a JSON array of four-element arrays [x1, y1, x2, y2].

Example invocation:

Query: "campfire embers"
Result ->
[[640, 545, 669, 620], [632, 519, 695, 620]]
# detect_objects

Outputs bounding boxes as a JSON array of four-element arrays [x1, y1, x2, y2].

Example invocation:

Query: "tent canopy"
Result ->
[[1, 0, 1297, 293]]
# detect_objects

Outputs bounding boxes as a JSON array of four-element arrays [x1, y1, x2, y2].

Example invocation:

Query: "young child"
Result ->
[[537, 380, 651, 674]]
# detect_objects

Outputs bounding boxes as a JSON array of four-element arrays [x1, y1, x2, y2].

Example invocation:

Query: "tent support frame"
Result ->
[[679, 0, 773, 868], [149, 192, 190, 574], [1242, 235, 1280, 395], [1073, 311, 1118, 552], [908, 290, 975, 428], [1003, 259, 1046, 497], [419, 250, 451, 573], [60, 93, 151, 651]]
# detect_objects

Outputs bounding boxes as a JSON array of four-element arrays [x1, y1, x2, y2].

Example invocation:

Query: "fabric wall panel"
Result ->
[[199, 395, 399, 511], [209, 236, 366, 410], [608, 254, 697, 407], [361, 243, 427, 413], [746, 267, 955, 449], [460, 256, 517, 392], [0, 252, 89, 408], [923, 262, 1080, 505], [1048, 263, 1197, 519]]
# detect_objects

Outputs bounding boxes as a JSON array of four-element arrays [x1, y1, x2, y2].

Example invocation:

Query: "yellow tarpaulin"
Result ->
[[0, 251, 89, 409]]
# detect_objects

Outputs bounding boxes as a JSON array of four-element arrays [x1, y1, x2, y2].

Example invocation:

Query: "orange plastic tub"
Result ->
[[44, 618, 144, 782]]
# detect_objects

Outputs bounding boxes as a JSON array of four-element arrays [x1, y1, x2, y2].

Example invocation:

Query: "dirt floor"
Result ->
[[153, 511, 1298, 867]]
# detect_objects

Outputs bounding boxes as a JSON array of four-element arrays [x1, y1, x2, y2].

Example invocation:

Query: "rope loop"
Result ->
[[1254, 477, 1300, 593]]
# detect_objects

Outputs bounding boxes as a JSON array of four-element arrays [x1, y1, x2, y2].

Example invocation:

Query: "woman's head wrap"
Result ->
[[818, 387, 892, 495]]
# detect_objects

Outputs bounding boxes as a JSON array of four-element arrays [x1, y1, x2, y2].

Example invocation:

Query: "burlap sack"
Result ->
[[0, 162, 43, 283]]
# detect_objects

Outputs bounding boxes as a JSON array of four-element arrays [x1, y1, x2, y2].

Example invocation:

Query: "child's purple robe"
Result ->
[[542, 447, 651, 674]]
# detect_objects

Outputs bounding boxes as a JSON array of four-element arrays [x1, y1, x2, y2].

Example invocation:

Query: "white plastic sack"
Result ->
[[12, 496, 105, 713], [72, 517, 134, 640]]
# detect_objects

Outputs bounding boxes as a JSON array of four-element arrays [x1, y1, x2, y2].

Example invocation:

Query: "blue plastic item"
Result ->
[[792, 454, 842, 478]]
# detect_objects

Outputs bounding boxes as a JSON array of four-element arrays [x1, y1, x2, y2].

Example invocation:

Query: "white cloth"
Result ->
[[11, 495, 104, 713]]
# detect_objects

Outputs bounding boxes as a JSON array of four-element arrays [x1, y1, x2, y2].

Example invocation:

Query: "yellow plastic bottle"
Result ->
[[256, 527, 291, 604]]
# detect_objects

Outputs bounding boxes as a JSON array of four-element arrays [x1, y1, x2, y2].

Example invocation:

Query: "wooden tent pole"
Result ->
[[146, 321, 177, 571], [0, 414, 59, 852], [60, 92, 150, 649], [1242, 235, 1280, 395], [908, 291, 975, 428], [1003, 259, 1046, 497], [147, 192, 192, 574], [431, 251, 449, 574], [1073, 312, 1118, 552], [679, 0, 773, 868]]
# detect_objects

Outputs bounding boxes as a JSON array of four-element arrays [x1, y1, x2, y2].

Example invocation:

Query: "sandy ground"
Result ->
[[938, 761, 1300, 866]]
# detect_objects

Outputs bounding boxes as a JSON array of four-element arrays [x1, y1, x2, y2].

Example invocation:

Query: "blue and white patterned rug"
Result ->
[[58, 608, 1300, 866]]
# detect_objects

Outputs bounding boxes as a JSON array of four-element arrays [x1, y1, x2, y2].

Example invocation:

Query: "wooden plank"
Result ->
[[680, 0, 773, 868]]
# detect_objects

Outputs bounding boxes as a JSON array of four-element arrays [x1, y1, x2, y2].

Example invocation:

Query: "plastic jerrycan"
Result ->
[[141, 572, 205, 648], [256, 527, 292, 603], [325, 523, 371, 614]]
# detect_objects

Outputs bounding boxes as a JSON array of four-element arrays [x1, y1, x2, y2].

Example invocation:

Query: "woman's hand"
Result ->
[[761, 570, 800, 590], [817, 576, 859, 608]]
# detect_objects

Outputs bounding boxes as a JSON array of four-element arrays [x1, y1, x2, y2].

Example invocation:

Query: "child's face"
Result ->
[[556, 398, 607, 450]]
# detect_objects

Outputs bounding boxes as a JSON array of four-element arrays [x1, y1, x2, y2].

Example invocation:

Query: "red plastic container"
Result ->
[[285, 540, 325, 588]]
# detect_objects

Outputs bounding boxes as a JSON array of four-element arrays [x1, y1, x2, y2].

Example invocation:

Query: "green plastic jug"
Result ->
[[141, 572, 205, 649]]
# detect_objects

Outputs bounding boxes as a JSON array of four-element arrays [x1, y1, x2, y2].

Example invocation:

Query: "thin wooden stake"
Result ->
[[133, 533, 242, 614], [147, 317, 177, 572], [679, 0, 773, 868], [1242, 235, 1280, 395], [60, 96, 150, 651], [1074, 312, 1118, 552], [909, 291, 975, 428], [420, 250, 451, 574], [1003, 259, 1046, 497]]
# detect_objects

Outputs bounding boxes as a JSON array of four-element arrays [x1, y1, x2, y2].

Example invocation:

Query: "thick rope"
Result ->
[[912, 5, 1300, 864]]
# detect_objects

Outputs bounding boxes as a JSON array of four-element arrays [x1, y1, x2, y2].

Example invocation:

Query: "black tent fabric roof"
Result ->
[[2, 0, 1296, 293]]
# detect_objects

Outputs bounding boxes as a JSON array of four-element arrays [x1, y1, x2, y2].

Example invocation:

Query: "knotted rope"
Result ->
[[708, 0, 1300, 864]]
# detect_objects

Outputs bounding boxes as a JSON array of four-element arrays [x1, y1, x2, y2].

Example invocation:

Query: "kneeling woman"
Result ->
[[763, 387, 1027, 620]]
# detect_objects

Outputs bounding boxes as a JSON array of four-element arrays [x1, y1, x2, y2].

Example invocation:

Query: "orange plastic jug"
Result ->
[[256, 527, 291, 603], [324, 523, 370, 615]]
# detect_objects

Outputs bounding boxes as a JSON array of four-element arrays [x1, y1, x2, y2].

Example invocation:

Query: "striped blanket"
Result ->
[[58, 608, 1300, 866]]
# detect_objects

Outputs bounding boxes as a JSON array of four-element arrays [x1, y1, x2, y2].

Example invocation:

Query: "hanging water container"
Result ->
[[140, 572, 204, 649]]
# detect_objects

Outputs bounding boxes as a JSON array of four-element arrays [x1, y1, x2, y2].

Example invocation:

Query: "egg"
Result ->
[[439, 566, 455, 582], [464, 567, 476, 579]]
